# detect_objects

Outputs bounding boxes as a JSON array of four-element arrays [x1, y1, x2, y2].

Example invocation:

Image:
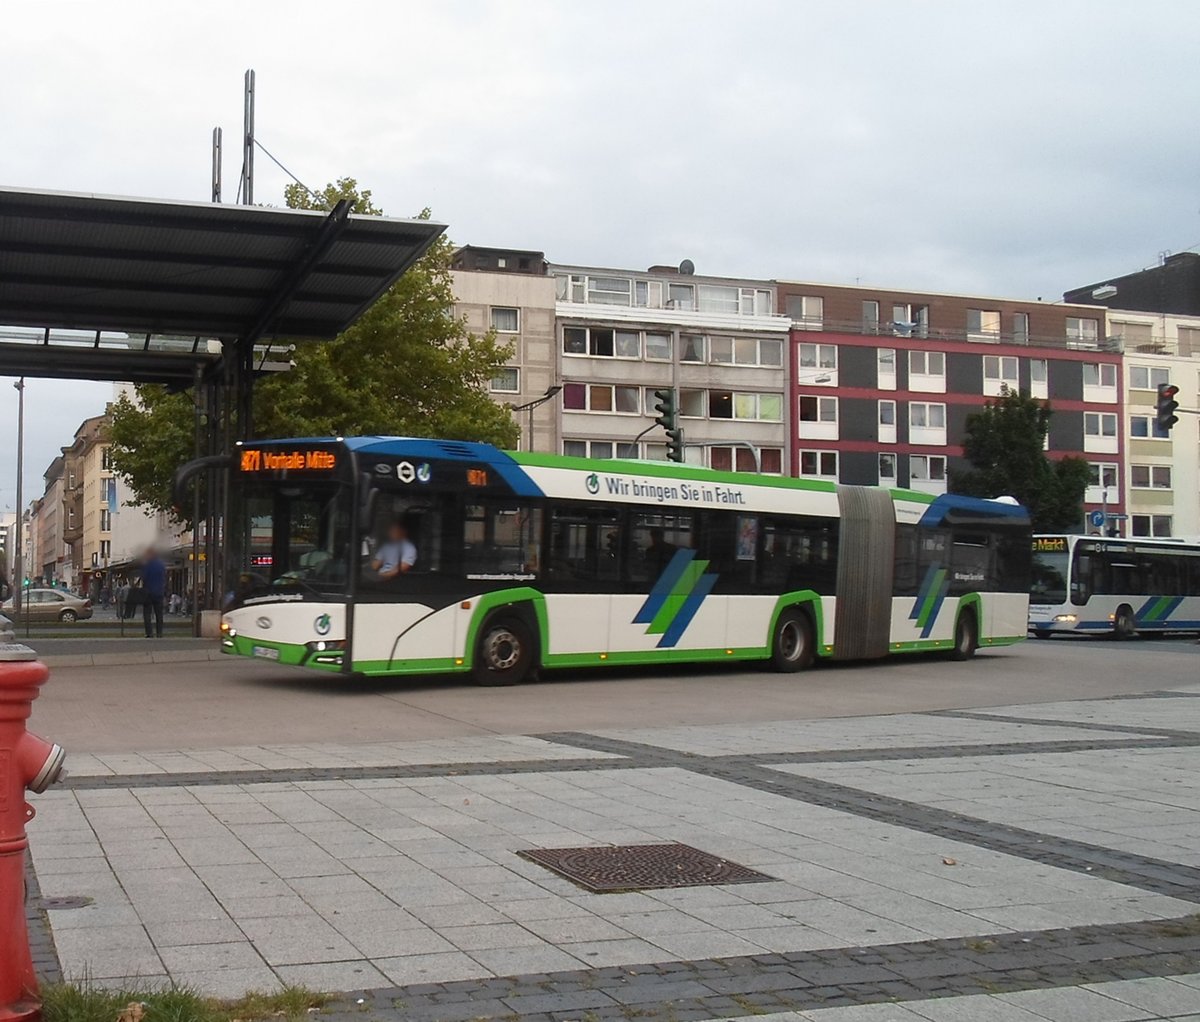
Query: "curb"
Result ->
[[40, 650, 225, 668]]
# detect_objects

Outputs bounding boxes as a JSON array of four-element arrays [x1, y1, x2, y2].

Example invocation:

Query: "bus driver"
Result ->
[[371, 519, 418, 579]]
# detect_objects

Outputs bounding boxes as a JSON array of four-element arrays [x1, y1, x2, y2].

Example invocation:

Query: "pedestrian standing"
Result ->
[[140, 547, 166, 638]]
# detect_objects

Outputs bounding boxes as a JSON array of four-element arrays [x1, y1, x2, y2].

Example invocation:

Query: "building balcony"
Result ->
[[790, 317, 1123, 352]]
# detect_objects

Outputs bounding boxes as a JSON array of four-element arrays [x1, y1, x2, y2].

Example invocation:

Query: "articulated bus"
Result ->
[[1029, 534, 1200, 638], [219, 437, 1031, 683]]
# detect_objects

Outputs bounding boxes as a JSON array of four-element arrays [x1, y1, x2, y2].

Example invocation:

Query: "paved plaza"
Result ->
[[21, 642, 1200, 1021]]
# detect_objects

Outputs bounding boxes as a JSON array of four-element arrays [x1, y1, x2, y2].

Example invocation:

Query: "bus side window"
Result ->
[[949, 531, 992, 594], [893, 525, 919, 596], [548, 508, 622, 590], [757, 518, 837, 596], [628, 512, 693, 587]]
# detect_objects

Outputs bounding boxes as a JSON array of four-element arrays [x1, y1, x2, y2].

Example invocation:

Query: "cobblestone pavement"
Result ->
[[26, 684, 1200, 1020]]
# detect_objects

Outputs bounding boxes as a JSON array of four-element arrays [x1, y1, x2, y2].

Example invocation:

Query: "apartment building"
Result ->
[[777, 282, 1125, 522], [451, 247, 560, 453], [37, 457, 67, 582], [1103, 310, 1200, 537], [551, 261, 791, 472], [61, 414, 105, 588]]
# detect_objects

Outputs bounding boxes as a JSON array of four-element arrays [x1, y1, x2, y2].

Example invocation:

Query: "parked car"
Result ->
[[1, 588, 94, 623]]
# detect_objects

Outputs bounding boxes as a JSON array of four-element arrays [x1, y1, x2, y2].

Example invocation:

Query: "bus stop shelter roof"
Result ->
[[0, 187, 445, 383]]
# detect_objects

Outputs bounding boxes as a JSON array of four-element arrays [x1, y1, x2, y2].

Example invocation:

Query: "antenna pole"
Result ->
[[211, 127, 223, 203], [242, 69, 256, 205]]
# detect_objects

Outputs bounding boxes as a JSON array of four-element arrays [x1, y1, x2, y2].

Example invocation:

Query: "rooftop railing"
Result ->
[[790, 317, 1123, 352]]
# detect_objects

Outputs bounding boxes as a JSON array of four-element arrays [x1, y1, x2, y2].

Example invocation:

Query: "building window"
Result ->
[[798, 343, 837, 384], [1029, 359, 1048, 399], [1129, 365, 1170, 390], [99, 509, 111, 532], [1088, 463, 1118, 489], [615, 331, 640, 358], [1178, 327, 1200, 357], [563, 383, 640, 413], [564, 439, 622, 460], [1083, 362, 1117, 388], [983, 355, 1019, 396], [787, 295, 824, 329], [878, 453, 897, 482], [490, 307, 520, 332], [798, 450, 838, 479], [967, 309, 1001, 340], [680, 334, 706, 362], [679, 389, 706, 417], [1130, 414, 1170, 440], [99, 540, 111, 562], [1085, 412, 1117, 436], [697, 285, 740, 315], [644, 332, 672, 361], [490, 367, 520, 393], [587, 276, 632, 306], [862, 300, 880, 334], [909, 402, 946, 430], [1132, 514, 1172, 538], [1013, 312, 1030, 344], [667, 282, 694, 310], [877, 348, 897, 390], [909, 455, 947, 491], [740, 288, 773, 316], [711, 336, 783, 367], [710, 446, 783, 474], [1131, 464, 1172, 489], [711, 391, 782, 421], [892, 304, 929, 337], [879, 399, 897, 444], [634, 280, 664, 309], [908, 350, 946, 392], [1066, 317, 1100, 347], [799, 396, 838, 423], [100, 447, 113, 470]]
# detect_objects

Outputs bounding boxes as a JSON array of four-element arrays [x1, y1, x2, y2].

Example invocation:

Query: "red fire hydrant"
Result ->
[[0, 642, 66, 1022]]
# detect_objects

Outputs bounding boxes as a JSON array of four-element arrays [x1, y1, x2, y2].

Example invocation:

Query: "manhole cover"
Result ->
[[517, 842, 776, 893], [42, 896, 93, 910]]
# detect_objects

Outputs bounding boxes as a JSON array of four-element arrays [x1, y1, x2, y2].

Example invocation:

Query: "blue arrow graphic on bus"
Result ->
[[634, 549, 719, 648], [910, 562, 950, 639]]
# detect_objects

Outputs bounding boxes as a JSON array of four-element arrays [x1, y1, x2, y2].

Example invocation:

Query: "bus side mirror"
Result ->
[[358, 474, 377, 533]]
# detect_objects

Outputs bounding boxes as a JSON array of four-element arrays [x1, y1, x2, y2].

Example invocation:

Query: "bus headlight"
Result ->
[[1054, 614, 1077, 623], [305, 639, 346, 652]]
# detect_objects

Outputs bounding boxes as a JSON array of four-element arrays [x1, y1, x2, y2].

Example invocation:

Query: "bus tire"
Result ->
[[770, 609, 814, 672], [1113, 605, 1136, 640], [473, 614, 536, 687], [950, 609, 978, 660]]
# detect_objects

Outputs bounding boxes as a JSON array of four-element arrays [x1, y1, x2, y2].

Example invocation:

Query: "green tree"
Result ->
[[950, 388, 1091, 532], [110, 179, 518, 515]]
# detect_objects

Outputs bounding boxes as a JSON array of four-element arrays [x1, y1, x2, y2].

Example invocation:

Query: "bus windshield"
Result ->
[[239, 480, 354, 595], [1030, 544, 1069, 604]]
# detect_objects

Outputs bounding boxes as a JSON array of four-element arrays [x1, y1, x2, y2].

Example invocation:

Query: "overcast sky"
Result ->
[[2, 0, 1198, 509]]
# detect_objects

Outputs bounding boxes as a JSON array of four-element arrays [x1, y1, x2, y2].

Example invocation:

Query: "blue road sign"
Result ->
[[1089, 510, 1106, 528]]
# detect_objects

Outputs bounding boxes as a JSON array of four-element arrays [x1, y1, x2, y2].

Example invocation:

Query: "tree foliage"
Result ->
[[110, 179, 517, 516], [950, 388, 1091, 532]]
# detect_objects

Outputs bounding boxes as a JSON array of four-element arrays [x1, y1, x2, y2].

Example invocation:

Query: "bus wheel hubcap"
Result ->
[[486, 630, 520, 670], [781, 622, 803, 660]]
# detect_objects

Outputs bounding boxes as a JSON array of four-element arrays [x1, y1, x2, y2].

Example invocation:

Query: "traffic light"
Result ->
[[652, 388, 677, 432], [665, 426, 685, 463], [1156, 382, 1180, 432]]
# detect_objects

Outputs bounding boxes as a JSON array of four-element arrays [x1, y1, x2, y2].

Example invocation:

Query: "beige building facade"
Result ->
[[1110, 310, 1200, 537]]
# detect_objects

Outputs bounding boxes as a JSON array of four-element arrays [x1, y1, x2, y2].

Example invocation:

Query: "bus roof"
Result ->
[[250, 436, 1029, 525]]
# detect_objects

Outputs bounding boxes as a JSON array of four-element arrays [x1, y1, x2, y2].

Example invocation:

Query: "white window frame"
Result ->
[[908, 349, 946, 393], [709, 445, 784, 474], [798, 395, 839, 439], [798, 449, 838, 480], [878, 452, 897, 483], [1082, 362, 1118, 403], [586, 276, 633, 306], [490, 307, 520, 333], [1130, 414, 1170, 440], [1131, 514, 1172, 538], [1066, 317, 1100, 348], [877, 347, 897, 390], [1130, 464, 1172, 489], [1084, 411, 1119, 453], [983, 355, 1019, 396], [908, 455, 947, 494], [967, 309, 1001, 341], [908, 401, 947, 445], [1085, 461, 1118, 505], [789, 295, 824, 330], [490, 366, 520, 393], [798, 342, 837, 385], [643, 332, 672, 362], [1029, 358, 1048, 399], [565, 383, 642, 414], [1129, 365, 1170, 391], [878, 399, 897, 444]]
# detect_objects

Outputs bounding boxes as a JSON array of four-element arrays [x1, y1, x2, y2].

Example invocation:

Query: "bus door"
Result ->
[[544, 508, 620, 656]]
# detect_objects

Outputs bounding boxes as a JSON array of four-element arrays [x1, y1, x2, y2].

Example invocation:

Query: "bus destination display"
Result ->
[[240, 448, 337, 473]]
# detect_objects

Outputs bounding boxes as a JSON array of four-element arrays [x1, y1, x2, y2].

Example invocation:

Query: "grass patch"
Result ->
[[42, 983, 329, 1022]]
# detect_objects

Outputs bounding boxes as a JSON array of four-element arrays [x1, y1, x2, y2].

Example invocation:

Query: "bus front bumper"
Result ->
[[1027, 607, 1087, 634]]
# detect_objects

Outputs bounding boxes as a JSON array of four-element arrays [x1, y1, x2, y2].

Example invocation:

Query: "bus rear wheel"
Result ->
[[473, 615, 536, 687], [950, 609, 978, 660], [1113, 605, 1136, 640], [771, 610, 814, 672]]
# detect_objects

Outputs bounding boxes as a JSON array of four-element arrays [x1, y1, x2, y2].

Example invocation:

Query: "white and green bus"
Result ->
[[1029, 534, 1200, 638], [219, 437, 1031, 683]]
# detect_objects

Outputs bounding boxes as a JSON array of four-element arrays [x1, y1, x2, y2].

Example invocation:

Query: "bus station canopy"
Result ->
[[0, 187, 445, 385]]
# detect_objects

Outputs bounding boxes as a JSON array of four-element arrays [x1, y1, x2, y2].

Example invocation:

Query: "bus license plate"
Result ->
[[252, 645, 279, 661]]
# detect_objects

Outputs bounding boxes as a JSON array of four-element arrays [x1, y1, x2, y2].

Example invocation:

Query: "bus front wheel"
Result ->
[[473, 615, 536, 686], [771, 610, 814, 672], [951, 609, 978, 661], [1113, 605, 1136, 640]]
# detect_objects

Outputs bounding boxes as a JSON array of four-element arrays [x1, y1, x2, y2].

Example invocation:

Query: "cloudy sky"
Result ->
[[1, 0, 1198, 508]]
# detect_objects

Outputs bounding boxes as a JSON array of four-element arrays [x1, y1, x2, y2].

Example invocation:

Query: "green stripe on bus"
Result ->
[[915, 568, 947, 628], [647, 558, 710, 634]]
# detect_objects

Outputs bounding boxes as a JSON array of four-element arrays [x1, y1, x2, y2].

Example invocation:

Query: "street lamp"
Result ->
[[12, 378, 24, 616], [507, 385, 563, 453]]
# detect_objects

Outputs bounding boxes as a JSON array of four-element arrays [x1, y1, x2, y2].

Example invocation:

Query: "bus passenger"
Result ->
[[645, 527, 676, 573], [372, 520, 417, 579]]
